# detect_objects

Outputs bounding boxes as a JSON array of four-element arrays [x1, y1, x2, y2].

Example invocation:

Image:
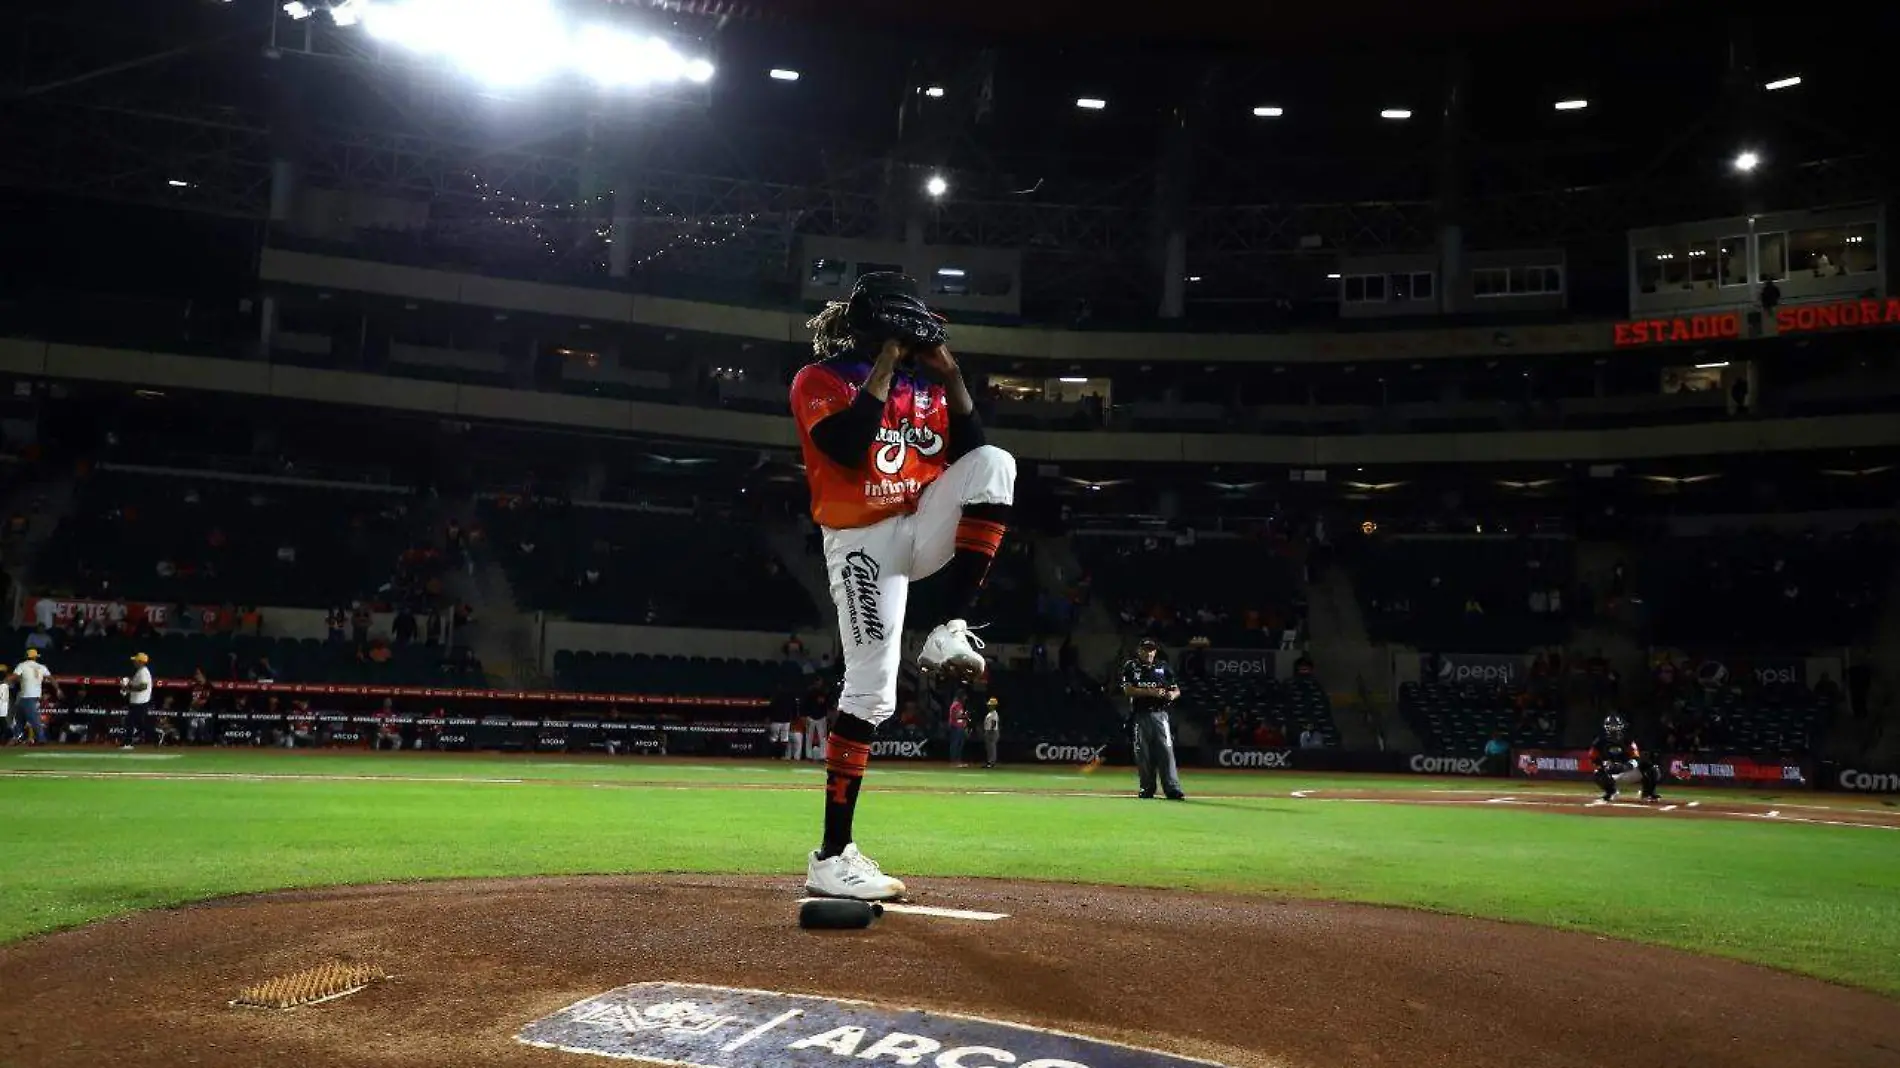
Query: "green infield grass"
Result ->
[[0, 748, 1895, 996]]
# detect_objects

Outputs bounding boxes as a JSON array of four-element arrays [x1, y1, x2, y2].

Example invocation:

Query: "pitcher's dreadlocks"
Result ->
[[805, 272, 948, 362], [806, 301, 853, 359]]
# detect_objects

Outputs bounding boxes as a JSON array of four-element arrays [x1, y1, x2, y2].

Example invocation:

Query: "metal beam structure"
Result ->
[[2, 6, 1891, 312]]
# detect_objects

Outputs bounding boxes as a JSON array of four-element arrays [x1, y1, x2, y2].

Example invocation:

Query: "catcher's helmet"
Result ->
[[841, 272, 947, 349], [1603, 713, 1627, 738]]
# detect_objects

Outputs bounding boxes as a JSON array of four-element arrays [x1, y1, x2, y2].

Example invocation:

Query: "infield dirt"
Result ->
[[0, 875, 1893, 1067]]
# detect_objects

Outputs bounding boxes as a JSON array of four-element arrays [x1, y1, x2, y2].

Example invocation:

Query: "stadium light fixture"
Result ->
[[283, 1, 313, 18], [340, 0, 714, 90], [1186, 275, 1203, 282], [1059, 377, 1089, 383], [1076, 97, 1106, 110], [1733, 150, 1761, 172], [924, 85, 945, 98], [770, 68, 800, 81], [1326, 272, 1342, 279], [1764, 75, 1801, 91], [1553, 99, 1588, 111], [1695, 362, 1730, 369], [936, 267, 965, 277], [1252, 105, 1283, 117], [924, 174, 949, 198], [1380, 108, 1411, 120], [167, 179, 191, 188]]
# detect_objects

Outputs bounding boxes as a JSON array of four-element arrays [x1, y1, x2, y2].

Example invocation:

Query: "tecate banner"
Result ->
[[1205, 649, 1275, 678], [1212, 748, 1294, 769], [1666, 754, 1806, 788], [1422, 653, 1528, 687]]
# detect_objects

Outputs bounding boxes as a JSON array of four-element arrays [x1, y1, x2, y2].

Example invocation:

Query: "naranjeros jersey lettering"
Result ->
[[791, 357, 951, 530], [1121, 659, 1174, 714]]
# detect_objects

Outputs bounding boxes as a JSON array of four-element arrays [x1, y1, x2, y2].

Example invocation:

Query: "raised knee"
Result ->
[[965, 444, 1016, 481]]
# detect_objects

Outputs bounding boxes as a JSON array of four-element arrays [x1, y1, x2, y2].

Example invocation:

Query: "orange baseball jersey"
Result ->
[[791, 357, 952, 529]]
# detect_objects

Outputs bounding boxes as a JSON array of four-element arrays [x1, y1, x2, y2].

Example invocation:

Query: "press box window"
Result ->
[[1387, 272, 1433, 301], [808, 258, 847, 286], [1342, 274, 1386, 302]]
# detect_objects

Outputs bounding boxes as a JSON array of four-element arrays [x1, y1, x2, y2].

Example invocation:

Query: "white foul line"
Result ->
[[721, 1008, 802, 1052]]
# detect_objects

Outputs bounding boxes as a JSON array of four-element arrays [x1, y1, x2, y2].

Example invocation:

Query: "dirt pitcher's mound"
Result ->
[[0, 877, 1892, 1068]]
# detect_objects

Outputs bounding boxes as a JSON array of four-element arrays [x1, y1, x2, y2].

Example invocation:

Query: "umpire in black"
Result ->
[[1120, 638, 1185, 800]]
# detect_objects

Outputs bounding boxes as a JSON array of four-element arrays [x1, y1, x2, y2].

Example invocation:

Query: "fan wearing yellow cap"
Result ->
[[121, 652, 154, 750]]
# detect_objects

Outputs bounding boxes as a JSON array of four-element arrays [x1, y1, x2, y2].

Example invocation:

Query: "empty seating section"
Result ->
[[905, 539, 1043, 643], [1671, 684, 1831, 756], [1181, 675, 1339, 746], [983, 670, 1119, 741], [1638, 528, 1891, 649], [8, 629, 483, 687], [1400, 682, 1565, 754], [554, 650, 803, 696], [479, 499, 816, 630], [37, 470, 418, 607], [1356, 536, 1573, 652], [1080, 532, 1300, 647]]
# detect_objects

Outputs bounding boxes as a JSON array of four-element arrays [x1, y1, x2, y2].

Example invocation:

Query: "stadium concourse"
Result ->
[[1, 0, 1899, 1063]]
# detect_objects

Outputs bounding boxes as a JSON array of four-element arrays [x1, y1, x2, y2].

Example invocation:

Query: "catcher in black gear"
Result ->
[[1589, 713, 1660, 803]]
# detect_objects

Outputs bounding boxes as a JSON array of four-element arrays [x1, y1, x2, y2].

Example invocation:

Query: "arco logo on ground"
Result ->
[[518, 982, 1228, 1067]]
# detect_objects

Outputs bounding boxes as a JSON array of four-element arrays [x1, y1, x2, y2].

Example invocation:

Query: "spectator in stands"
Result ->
[[1481, 731, 1510, 775], [1257, 720, 1285, 748], [350, 603, 372, 645], [153, 697, 182, 747], [982, 697, 1001, 769], [453, 603, 474, 635], [241, 606, 263, 636], [1814, 672, 1842, 707], [1294, 651, 1315, 678], [32, 598, 55, 634], [425, 609, 444, 646], [392, 606, 418, 646], [250, 655, 278, 683], [782, 634, 805, 662], [187, 668, 215, 744], [1299, 724, 1324, 749], [79, 613, 107, 641], [24, 626, 53, 657], [285, 700, 318, 748], [373, 699, 403, 751]]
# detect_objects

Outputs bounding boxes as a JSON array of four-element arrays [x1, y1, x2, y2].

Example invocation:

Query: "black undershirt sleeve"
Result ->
[[808, 390, 886, 469], [947, 408, 986, 461]]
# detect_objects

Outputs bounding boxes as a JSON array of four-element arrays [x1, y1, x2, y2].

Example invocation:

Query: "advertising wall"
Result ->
[[1512, 747, 1808, 788], [1419, 653, 1529, 687]]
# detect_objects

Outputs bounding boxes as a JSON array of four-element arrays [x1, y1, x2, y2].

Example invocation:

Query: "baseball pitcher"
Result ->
[[791, 272, 1016, 900]]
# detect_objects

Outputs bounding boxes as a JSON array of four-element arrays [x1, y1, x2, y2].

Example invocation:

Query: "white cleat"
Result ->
[[918, 619, 986, 679], [806, 843, 907, 902]]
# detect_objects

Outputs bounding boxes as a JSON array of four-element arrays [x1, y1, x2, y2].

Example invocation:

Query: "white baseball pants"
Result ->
[[822, 445, 1016, 727]]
